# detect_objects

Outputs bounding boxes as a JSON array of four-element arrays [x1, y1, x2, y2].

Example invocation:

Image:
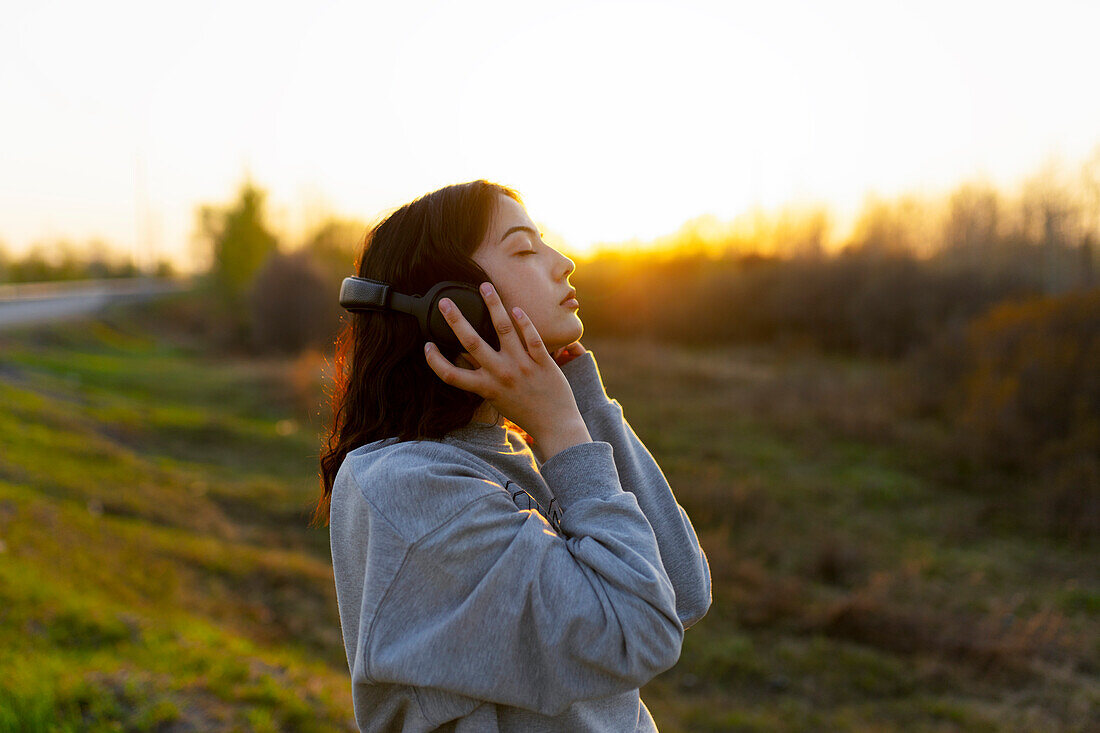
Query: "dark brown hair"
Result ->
[[311, 179, 523, 528]]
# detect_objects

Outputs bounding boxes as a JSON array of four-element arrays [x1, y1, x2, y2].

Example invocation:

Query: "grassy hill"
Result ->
[[0, 296, 1096, 731], [0, 312, 351, 731]]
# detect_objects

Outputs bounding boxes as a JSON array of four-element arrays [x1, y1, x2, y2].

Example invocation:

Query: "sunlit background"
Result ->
[[3, 3, 1100, 731], [3, 0, 1099, 269]]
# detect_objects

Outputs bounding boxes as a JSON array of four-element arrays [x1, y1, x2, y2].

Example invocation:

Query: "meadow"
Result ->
[[0, 296, 1095, 732]]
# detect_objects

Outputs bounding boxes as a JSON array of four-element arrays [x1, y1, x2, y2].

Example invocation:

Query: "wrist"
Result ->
[[530, 416, 592, 463]]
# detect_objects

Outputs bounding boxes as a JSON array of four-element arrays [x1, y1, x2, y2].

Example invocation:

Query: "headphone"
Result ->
[[339, 276, 499, 354]]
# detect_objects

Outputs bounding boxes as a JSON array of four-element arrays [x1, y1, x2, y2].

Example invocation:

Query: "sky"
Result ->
[[2, 0, 1099, 270]]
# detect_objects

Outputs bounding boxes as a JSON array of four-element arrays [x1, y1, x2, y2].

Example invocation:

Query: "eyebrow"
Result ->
[[499, 225, 542, 245]]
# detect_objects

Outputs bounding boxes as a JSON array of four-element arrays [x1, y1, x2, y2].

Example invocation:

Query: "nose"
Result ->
[[556, 250, 575, 280]]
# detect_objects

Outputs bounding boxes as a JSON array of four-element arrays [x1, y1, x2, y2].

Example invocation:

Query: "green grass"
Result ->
[[0, 310, 351, 731], [0, 297, 1096, 731]]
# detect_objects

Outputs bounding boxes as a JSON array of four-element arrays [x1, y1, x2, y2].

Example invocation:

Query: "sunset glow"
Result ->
[[2, 0, 1099, 269]]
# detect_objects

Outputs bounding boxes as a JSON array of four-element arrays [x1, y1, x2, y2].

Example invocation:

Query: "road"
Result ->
[[0, 277, 189, 330]]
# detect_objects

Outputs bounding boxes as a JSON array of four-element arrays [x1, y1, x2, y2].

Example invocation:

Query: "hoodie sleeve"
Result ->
[[557, 350, 712, 629], [362, 440, 683, 720]]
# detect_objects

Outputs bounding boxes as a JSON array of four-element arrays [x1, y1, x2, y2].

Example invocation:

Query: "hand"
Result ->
[[424, 282, 586, 444], [552, 341, 586, 367]]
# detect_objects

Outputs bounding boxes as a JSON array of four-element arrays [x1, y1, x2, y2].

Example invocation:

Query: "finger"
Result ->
[[510, 306, 552, 364], [424, 342, 488, 394], [438, 297, 498, 364], [477, 282, 526, 357]]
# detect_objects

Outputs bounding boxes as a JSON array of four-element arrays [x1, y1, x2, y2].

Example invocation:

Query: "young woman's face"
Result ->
[[472, 194, 583, 355]]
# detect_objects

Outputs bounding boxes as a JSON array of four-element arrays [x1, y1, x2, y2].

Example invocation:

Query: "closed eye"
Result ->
[[516, 234, 547, 256]]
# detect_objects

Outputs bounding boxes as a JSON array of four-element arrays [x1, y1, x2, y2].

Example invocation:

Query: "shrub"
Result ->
[[247, 251, 340, 354], [572, 248, 1050, 360], [908, 287, 1100, 538], [955, 289, 1100, 471]]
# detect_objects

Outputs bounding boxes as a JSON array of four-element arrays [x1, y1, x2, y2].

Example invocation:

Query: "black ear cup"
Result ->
[[337, 276, 503, 357], [427, 284, 500, 355]]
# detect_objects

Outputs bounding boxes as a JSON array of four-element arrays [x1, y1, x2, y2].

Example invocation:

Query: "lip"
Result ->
[[559, 289, 578, 306]]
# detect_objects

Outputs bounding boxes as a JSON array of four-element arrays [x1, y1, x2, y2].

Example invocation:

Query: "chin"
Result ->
[[548, 319, 583, 352], [567, 317, 584, 343]]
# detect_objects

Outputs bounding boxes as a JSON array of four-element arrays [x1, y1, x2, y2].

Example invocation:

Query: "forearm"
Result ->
[[558, 352, 713, 627]]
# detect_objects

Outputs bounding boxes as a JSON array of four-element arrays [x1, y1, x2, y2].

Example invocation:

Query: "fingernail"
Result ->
[[424, 342, 432, 353], [512, 307, 523, 318], [480, 282, 493, 296], [439, 299, 452, 313]]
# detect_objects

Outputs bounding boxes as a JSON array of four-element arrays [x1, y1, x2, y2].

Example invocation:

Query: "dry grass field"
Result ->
[[0, 298, 1096, 731]]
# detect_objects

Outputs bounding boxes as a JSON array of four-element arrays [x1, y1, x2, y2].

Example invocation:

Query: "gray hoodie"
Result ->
[[329, 350, 712, 731]]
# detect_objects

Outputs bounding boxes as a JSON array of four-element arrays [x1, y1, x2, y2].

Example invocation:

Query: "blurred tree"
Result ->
[[846, 194, 934, 259], [195, 179, 279, 303], [943, 182, 1000, 252], [0, 238, 142, 283], [153, 260, 176, 278], [939, 181, 1002, 278], [772, 204, 830, 261], [1079, 144, 1100, 240], [1013, 159, 1087, 294], [301, 217, 367, 285], [16, 244, 67, 282], [83, 238, 137, 279], [1078, 145, 1100, 288]]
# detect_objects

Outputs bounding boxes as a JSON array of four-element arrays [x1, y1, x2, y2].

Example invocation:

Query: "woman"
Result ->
[[316, 179, 711, 731]]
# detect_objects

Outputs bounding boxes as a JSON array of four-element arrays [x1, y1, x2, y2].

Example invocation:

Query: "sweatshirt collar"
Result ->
[[443, 419, 512, 448]]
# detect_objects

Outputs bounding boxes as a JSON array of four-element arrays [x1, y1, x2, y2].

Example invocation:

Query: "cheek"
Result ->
[[495, 288, 532, 321], [493, 283, 519, 308], [494, 277, 536, 312]]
